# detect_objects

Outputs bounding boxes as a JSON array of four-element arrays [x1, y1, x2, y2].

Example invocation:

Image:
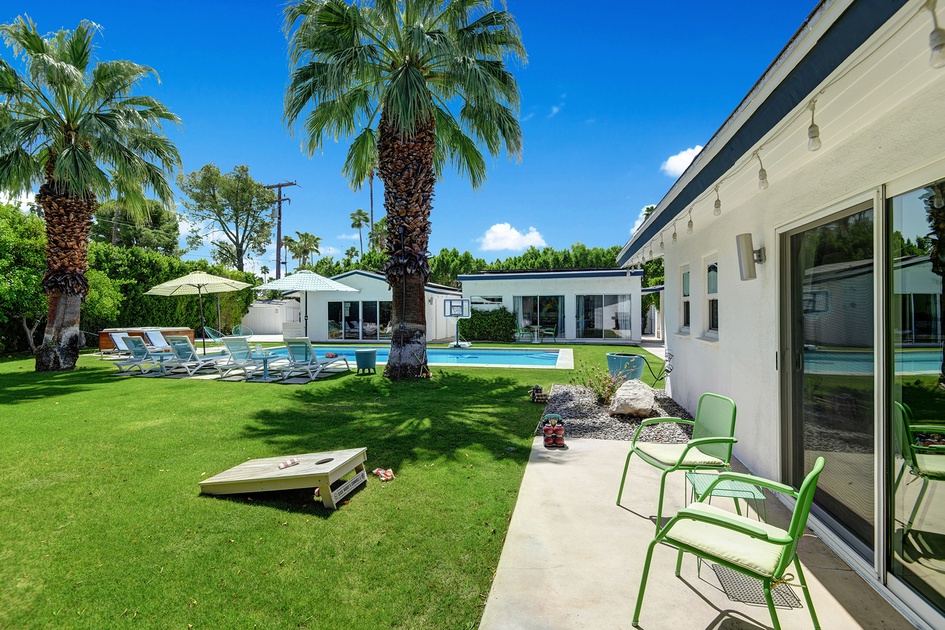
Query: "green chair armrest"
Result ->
[[704, 471, 798, 499], [674, 436, 738, 463], [910, 424, 945, 434], [632, 417, 696, 445]]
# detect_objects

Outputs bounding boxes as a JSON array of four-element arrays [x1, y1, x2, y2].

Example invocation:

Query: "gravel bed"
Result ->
[[541, 384, 693, 443]]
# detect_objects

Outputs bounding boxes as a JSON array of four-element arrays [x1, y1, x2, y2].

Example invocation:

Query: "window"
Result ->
[[706, 261, 719, 332], [681, 268, 690, 330], [576, 294, 632, 338], [327, 300, 393, 341], [513, 295, 564, 333]]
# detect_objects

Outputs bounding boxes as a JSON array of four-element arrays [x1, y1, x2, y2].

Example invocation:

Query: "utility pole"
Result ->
[[265, 181, 298, 279]]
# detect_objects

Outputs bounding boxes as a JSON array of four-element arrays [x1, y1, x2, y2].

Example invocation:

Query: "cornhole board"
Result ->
[[199, 448, 368, 509]]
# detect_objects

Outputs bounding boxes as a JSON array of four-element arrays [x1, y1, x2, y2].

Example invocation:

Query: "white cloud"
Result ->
[[660, 146, 703, 177], [0, 190, 34, 212], [477, 223, 546, 251], [547, 104, 563, 118], [520, 112, 535, 122], [321, 246, 341, 257], [336, 232, 359, 240]]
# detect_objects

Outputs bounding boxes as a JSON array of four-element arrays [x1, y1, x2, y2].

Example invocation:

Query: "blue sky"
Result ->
[[4, 1, 817, 272]]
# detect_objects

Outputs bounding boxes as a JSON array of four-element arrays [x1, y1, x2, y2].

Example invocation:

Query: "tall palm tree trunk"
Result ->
[[379, 112, 434, 380], [34, 176, 95, 371]]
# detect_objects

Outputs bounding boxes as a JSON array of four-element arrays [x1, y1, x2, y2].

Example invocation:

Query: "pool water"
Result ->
[[271, 346, 562, 368], [804, 350, 943, 375]]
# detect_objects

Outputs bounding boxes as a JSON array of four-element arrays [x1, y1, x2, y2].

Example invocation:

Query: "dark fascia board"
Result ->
[[458, 269, 643, 282], [618, 0, 907, 266], [641, 285, 665, 294], [332, 269, 461, 295]]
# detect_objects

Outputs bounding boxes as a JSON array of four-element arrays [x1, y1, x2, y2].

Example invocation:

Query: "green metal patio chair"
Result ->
[[892, 401, 945, 534], [617, 392, 737, 531], [514, 323, 533, 342], [541, 324, 557, 342], [632, 456, 826, 630]]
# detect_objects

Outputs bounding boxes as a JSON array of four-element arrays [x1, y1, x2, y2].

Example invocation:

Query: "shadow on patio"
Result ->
[[479, 438, 912, 629]]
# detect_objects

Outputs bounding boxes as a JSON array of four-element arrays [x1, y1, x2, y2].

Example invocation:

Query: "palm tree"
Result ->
[[345, 246, 358, 263], [295, 231, 321, 267], [285, 0, 525, 379], [350, 208, 369, 257], [369, 216, 388, 252], [260, 265, 270, 283], [0, 17, 181, 371], [281, 233, 301, 270]]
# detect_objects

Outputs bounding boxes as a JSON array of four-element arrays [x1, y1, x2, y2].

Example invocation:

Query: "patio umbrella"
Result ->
[[145, 272, 252, 353], [254, 270, 357, 337]]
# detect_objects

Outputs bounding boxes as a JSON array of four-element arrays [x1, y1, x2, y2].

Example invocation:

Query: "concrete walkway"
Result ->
[[480, 438, 912, 630]]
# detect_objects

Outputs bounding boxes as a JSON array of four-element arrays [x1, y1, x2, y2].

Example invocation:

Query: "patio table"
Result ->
[[685, 471, 767, 521]]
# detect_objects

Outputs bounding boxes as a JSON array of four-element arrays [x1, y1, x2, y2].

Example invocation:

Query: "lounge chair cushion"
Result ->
[[634, 442, 725, 468], [665, 503, 787, 577]]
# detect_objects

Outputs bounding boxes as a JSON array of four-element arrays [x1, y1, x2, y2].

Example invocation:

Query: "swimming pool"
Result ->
[[271, 346, 572, 369], [804, 350, 943, 375]]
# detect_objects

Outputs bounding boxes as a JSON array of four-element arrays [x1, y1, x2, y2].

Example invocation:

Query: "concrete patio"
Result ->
[[480, 437, 913, 630]]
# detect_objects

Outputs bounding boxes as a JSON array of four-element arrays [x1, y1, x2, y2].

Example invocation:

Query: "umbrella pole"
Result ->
[[216, 294, 221, 329], [304, 291, 309, 339], [198, 286, 207, 354]]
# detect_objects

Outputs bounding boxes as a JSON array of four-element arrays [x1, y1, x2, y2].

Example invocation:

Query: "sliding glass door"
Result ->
[[783, 202, 875, 559]]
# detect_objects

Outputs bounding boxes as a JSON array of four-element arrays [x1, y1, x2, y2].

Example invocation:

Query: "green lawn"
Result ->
[[0, 343, 659, 628]]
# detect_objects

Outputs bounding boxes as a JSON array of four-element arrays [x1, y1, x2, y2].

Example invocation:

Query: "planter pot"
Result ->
[[606, 352, 645, 380]]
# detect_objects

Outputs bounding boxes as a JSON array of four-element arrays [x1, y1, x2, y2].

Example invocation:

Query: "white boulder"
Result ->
[[608, 380, 656, 417]]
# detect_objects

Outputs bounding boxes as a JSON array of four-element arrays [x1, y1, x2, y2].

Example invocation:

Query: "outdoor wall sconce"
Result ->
[[736, 233, 766, 280]]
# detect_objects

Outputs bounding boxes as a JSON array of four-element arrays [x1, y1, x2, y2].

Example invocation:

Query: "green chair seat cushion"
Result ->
[[914, 453, 945, 477], [665, 503, 787, 577], [634, 442, 725, 468]]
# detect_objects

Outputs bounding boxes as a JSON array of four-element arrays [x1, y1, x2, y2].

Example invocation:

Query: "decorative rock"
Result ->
[[608, 380, 656, 417]]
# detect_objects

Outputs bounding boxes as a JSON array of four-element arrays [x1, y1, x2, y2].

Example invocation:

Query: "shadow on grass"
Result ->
[[204, 484, 369, 519], [0, 361, 123, 405], [240, 371, 539, 475]]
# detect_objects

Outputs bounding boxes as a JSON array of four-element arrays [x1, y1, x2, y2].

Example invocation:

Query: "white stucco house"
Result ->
[[457, 268, 643, 343], [619, 1, 945, 626], [296, 270, 462, 343]]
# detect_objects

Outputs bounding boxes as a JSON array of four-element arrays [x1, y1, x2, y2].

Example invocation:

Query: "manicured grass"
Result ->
[[0, 344, 659, 628]]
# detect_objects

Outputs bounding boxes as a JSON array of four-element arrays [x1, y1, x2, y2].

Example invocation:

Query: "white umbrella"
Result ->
[[254, 270, 358, 337], [146, 272, 252, 352]]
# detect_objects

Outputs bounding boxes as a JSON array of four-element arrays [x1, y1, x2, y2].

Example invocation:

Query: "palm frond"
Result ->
[[341, 126, 378, 189]]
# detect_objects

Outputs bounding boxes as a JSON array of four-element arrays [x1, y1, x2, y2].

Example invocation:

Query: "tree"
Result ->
[[285, 0, 525, 379], [281, 233, 300, 271], [0, 202, 46, 352], [295, 231, 321, 266], [350, 208, 369, 257], [345, 246, 358, 263], [369, 216, 388, 252], [260, 265, 270, 282], [91, 198, 181, 256], [178, 164, 275, 272], [925, 181, 945, 388], [0, 17, 181, 370]]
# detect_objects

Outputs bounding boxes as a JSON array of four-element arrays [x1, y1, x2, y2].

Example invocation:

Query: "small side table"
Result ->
[[355, 348, 377, 375], [685, 471, 767, 521]]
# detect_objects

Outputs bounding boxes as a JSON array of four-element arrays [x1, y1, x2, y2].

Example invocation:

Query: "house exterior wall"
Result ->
[[241, 300, 301, 335], [662, 58, 945, 483], [458, 271, 643, 342], [297, 271, 460, 342]]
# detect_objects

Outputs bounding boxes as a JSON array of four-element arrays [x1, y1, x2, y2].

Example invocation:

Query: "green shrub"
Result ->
[[457, 306, 516, 342]]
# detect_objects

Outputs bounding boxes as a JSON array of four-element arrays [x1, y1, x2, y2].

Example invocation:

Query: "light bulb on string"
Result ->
[[672, 222, 677, 243], [755, 152, 769, 190], [927, 1, 945, 68], [713, 185, 722, 216], [807, 99, 822, 151], [687, 209, 693, 234], [659, 232, 665, 251]]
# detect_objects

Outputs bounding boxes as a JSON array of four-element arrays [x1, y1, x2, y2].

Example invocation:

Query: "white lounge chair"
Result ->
[[143, 330, 171, 351], [116, 336, 177, 374], [281, 338, 350, 381], [218, 337, 284, 380], [105, 332, 133, 358], [166, 335, 224, 376]]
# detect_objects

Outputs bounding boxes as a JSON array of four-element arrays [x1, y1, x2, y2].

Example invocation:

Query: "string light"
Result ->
[[659, 231, 665, 251], [672, 222, 677, 243], [928, 0, 945, 68], [755, 152, 769, 190], [686, 209, 693, 234], [713, 185, 722, 215], [807, 99, 822, 151]]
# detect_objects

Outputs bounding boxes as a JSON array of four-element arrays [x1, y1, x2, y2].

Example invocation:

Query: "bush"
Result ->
[[457, 306, 516, 342], [571, 363, 627, 405]]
